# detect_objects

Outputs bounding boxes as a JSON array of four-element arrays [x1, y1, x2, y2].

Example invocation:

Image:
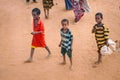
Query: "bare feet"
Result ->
[[69, 65, 73, 70], [24, 58, 32, 63], [92, 65, 97, 68], [60, 62, 66, 65], [45, 16, 48, 19], [48, 50, 51, 56], [46, 53, 51, 58], [94, 61, 102, 65]]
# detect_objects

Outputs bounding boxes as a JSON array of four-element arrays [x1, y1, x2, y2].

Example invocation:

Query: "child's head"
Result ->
[[61, 19, 69, 29], [32, 8, 41, 19], [95, 12, 103, 24]]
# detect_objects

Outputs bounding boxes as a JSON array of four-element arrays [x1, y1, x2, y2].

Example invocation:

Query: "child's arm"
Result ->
[[71, 38, 73, 51], [70, 33, 73, 51], [92, 26, 95, 33], [92, 24, 97, 33], [59, 39, 62, 47], [59, 29, 62, 47]]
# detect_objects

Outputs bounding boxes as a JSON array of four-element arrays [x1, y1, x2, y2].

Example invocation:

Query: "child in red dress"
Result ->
[[25, 8, 51, 62]]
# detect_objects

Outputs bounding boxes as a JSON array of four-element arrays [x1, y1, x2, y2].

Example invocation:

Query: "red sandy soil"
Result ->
[[0, 0, 120, 80]]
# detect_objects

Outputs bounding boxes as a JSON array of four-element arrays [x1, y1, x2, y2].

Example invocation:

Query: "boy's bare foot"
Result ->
[[92, 65, 98, 68], [69, 65, 73, 70], [49, 51, 51, 55], [94, 61, 102, 64], [45, 16, 48, 19], [24, 58, 32, 63], [60, 62, 66, 65], [48, 51, 51, 56], [46, 16, 48, 19], [46, 53, 51, 58]]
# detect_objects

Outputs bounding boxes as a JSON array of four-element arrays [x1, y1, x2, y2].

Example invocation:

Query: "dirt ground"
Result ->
[[0, 0, 120, 80]]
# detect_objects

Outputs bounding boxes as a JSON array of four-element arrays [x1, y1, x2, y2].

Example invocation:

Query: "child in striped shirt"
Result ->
[[59, 19, 73, 69], [92, 12, 109, 64]]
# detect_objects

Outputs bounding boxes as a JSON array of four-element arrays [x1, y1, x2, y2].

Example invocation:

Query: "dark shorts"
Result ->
[[43, 0, 53, 9], [61, 47, 72, 58]]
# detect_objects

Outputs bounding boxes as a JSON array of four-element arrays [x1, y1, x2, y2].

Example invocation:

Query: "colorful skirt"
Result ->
[[73, 0, 84, 22]]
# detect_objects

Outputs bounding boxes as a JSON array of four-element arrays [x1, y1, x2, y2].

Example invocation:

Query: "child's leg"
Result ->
[[95, 50, 102, 64], [98, 51, 102, 63], [62, 54, 66, 64], [44, 8, 47, 18], [47, 9, 49, 18], [67, 50, 72, 68], [45, 46, 51, 55], [61, 48, 66, 64], [25, 48, 35, 62], [30, 48, 35, 59], [115, 40, 118, 49], [69, 57, 72, 67]]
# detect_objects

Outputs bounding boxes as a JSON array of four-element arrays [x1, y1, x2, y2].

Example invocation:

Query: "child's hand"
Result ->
[[106, 41, 109, 46], [70, 48, 73, 51], [31, 31, 41, 35], [31, 32, 35, 35], [59, 44, 61, 47]]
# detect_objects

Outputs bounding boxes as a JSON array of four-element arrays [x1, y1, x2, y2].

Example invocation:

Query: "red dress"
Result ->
[[31, 19, 46, 48]]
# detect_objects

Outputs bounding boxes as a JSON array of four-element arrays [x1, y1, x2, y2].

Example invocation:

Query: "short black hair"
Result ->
[[61, 19, 69, 25], [32, 8, 41, 15], [95, 12, 103, 19]]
